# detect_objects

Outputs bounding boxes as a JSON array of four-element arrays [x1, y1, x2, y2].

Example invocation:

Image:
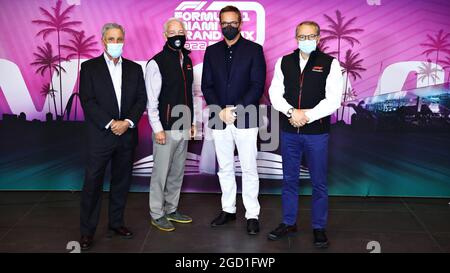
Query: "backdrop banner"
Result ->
[[1, 0, 449, 197]]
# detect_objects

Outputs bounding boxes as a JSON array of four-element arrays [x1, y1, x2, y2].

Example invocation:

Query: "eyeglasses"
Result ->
[[220, 21, 240, 28], [297, 34, 319, 41], [166, 30, 185, 37], [105, 37, 124, 43]]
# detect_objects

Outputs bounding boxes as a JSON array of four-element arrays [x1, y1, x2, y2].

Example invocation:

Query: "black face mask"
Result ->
[[222, 26, 239, 40], [167, 35, 186, 50]]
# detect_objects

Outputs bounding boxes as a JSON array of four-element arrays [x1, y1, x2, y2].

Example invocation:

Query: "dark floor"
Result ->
[[0, 191, 450, 253]]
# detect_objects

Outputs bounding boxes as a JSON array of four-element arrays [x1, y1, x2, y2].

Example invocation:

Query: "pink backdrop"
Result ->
[[1, 0, 449, 122]]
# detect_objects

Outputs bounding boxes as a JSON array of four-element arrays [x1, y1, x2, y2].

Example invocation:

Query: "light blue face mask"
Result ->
[[106, 43, 123, 58], [298, 40, 317, 54]]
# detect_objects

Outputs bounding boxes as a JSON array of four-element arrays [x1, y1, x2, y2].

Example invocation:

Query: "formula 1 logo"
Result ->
[[174, 1, 266, 51]]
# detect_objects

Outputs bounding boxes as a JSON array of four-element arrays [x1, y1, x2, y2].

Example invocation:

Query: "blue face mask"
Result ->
[[106, 43, 123, 58], [298, 40, 317, 54]]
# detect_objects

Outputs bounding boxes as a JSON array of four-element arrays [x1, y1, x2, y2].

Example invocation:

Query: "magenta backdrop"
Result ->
[[1, 0, 449, 121]]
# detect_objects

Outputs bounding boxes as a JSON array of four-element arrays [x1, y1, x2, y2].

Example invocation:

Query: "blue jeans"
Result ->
[[280, 131, 329, 229]]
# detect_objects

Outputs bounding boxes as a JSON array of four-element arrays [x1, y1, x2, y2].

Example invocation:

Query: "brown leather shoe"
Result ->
[[107, 226, 134, 239], [80, 235, 94, 251]]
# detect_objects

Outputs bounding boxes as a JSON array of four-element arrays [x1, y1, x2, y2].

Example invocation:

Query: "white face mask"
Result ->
[[298, 40, 317, 54], [106, 43, 124, 58]]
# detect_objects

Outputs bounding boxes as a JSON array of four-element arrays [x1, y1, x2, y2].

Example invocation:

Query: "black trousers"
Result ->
[[80, 137, 134, 236]]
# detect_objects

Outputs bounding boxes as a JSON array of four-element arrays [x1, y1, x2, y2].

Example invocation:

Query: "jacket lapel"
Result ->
[[121, 59, 129, 118], [215, 41, 228, 84], [98, 54, 120, 117]]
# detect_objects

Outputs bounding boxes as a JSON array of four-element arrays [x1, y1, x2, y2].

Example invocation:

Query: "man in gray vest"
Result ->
[[268, 21, 343, 248], [145, 17, 196, 232]]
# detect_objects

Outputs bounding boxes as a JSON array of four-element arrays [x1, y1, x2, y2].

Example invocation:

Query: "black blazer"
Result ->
[[201, 37, 266, 129], [79, 54, 147, 149]]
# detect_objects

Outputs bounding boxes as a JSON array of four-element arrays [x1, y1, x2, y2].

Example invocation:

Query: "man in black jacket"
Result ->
[[78, 23, 147, 250], [201, 5, 266, 235]]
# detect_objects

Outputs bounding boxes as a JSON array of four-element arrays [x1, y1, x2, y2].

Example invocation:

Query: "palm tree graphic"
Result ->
[[41, 83, 58, 115], [439, 56, 450, 83], [31, 42, 65, 117], [343, 87, 357, 122], [420, 29, 450, 81], [61, 31, 98, 120], [317, 40, 338, 56], [340, 49, 366, 121], [32, 0, 81, 117], [321, 10, 364, 63], [417, 61, 442, 86]]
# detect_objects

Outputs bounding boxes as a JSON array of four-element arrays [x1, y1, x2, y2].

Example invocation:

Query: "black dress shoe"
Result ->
[[247, 219, 260, 235], [313, 229, 329, 248], [267, 223, 297, 241], [80, 235, 94, 251], [107, 226, 134, 239], [210, 211, 236, 227]]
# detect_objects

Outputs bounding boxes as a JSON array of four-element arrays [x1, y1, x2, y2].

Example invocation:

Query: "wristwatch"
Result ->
[[287, 108, 294, 118]]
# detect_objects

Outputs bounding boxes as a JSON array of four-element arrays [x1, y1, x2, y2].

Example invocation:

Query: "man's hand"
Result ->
[[289, 109, 310, 128], [219, 107, 237, 125], [190, 124, 197, 139], [154, 131, 166, 145], [111, 120, 130, 136]]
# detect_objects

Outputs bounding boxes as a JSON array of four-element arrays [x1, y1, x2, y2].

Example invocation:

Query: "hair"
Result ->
[[101, 23, 125, 39], [163, 17, 186, 33], [295, 21, 320, 37], [219, 5, 242, 23]]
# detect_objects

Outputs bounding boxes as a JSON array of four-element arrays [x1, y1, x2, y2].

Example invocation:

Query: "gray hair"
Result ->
[[295, 21, 320, 37], [101, 23, 125, 39], [163, 17, 186, 33]]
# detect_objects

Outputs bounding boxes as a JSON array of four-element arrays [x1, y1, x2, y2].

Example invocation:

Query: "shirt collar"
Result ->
[[103, 52, 122, 66], [299, 52, 310, 62], [223, 35, 242, 49]]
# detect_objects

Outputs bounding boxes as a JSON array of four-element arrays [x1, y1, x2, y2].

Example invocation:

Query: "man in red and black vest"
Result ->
[[145, 18, 196, 232], [268, 21, 344, 248]]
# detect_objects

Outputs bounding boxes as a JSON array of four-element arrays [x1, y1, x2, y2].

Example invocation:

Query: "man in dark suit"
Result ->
[[201, 6, 266, 235], [78, 23, 147, 250]]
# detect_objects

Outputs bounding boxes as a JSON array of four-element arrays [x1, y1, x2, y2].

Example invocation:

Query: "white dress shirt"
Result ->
[[145, 54, 196, 133], [103, 52, 134, 129], [268, 53, 344, 123]]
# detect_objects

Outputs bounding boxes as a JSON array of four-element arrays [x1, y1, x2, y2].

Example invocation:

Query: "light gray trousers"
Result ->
[[149, 130, 189, 219]]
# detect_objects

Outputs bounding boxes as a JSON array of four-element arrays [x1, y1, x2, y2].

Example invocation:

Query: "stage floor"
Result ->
[[0, 191, 449, 253]]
